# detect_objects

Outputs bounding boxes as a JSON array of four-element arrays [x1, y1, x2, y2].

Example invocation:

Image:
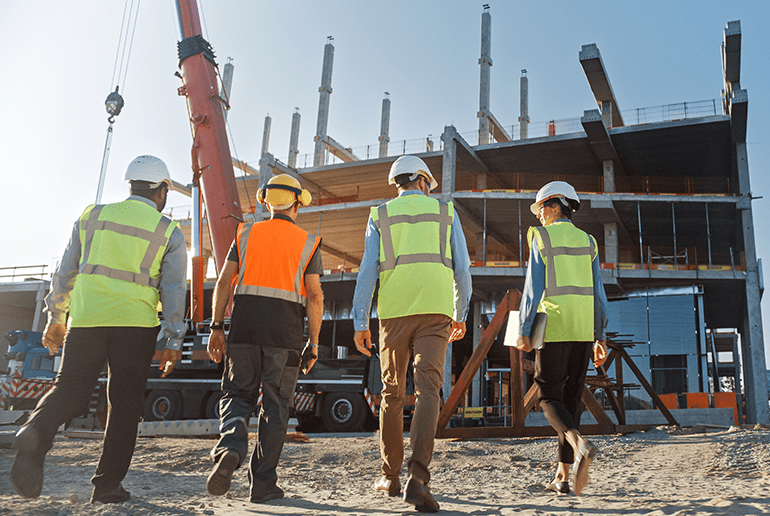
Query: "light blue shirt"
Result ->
[[519, 219, 608, 341], [352, 190, 472, 331], [45, 195, 188, 350]]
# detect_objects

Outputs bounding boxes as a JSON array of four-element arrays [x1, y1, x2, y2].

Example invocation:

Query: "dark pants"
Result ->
[[211, 344, 300, 500], [22, 326, 158, 489], [535, 341, 593, 464]]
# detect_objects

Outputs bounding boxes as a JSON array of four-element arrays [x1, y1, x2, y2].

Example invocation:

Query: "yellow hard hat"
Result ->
[[257, 174, 312, 207]]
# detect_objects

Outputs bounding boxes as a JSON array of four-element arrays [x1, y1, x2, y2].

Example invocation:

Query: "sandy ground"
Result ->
[[1, 425, 770, 515]]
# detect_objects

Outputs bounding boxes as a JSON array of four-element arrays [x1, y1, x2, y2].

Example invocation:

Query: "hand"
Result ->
[[593, 340, 608, 368], [301, 341, 319, 374], [207, 329, 227, 363], [42, 322, 66, 355], [353, 330, 372, 357], [515, 335, 533, 353], [449, 321, 466, 342], [158, 348, 182, 378]]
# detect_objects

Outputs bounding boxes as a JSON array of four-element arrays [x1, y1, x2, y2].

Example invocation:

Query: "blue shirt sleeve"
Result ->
[[352, 215, 380, 331], [519, 236, 544, 336], [593, 256, 608, 341], [450, 211, 472, 322], [158, 226, 188, 350], [44, 220, 82, 325]]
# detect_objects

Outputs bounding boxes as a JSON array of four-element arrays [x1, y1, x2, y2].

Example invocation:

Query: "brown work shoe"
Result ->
[[207, 451, 240, 496], [403, 477, 439, 513], [374, 475, 401, 496]]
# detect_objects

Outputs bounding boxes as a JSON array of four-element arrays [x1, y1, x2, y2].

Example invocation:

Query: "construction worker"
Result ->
[[10, 155, 187, 503], [516, 180, 608, 496], [353, 155, 472, 513], [205, 174, 323, 504]]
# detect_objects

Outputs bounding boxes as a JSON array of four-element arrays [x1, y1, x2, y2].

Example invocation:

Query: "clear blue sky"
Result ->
[[1, 1, 769, 355]]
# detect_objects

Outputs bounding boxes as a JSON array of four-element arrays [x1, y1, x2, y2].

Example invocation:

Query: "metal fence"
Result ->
[[0, 265, 49, 282]]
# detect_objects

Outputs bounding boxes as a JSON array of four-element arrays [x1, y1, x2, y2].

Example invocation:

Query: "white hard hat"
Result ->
[[530, 181, 580, 215], [388, 155, 438, 191], [125, 155, 171, 187]]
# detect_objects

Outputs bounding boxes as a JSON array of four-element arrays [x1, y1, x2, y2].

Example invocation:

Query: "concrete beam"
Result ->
[[581, 109, 622, 164], [319, 242, 361, 267], [729, 89, 748, 144], [169, 179, 192, 197], [243, 155, 338, 199], [323, 135, 359, 163], [579, 44, 625, 127], [446, 126, 512, 189], [486, 111, 511, 143], [453, 198, 520, 259]]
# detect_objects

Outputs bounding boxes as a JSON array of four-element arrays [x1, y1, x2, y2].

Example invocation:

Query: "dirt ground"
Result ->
[[1, 425, 770, 515]]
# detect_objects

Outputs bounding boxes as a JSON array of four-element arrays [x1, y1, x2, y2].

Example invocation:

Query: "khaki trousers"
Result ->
[[378, 314, 450, 484]]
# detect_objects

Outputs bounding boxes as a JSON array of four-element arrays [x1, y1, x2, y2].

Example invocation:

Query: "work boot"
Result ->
[[10, 426, 46, 499], [207, 450, 240, 496], [403, 477, 439, 513], [91, 483, 131, 504], [374, 475, 401, 496], [250, 485, 284, 504]]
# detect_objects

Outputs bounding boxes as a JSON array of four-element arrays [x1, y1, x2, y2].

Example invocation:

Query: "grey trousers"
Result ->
[[212, 343, 300, 499]]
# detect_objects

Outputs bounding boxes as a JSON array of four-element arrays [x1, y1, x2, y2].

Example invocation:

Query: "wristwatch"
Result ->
[[210, 321, 225, 331]]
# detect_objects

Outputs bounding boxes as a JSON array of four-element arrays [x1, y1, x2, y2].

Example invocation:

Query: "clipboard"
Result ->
[[503, 311, 548, 350]]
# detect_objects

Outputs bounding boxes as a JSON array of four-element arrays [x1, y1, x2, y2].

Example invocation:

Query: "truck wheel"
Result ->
[[321, 392, 366, 432], [143, 390, 182, 421], [204, 391, 223, 419]]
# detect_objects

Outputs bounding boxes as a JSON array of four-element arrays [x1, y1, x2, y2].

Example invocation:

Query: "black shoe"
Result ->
[[403, 477, 439, 513], [250, 485, 284, 503], [546, 480, 570, 494], [207, 451, 240, 496], [10, 426, 45, 499], [91, 483, 131, 504]]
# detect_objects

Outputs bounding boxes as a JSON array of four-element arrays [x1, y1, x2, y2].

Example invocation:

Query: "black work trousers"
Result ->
[[23, 326, 158, 489], [212, 343, 300, 501], [534, 340, 593, 464]]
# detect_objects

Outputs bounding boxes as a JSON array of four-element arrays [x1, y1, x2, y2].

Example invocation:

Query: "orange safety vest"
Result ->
[[234, 218, 320, 306]]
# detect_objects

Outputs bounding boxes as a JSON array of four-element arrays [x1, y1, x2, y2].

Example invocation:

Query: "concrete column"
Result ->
[[260, 115, 271, 157], [519, 70, 529, 140], [604, 223, 618, 264], [32, 283, 46, 332], [471, 301, 483, 406], [314, 37, 335, 167], [379, 93, 391, 158], [222, 58, 234, 120], [735, 142, 769, 423], [288, 108, 300, 169], [601, 101, 613, 128], [440, 125, 458, 198], [256, 152, 273, 221], [603, 159, 615, 193], [477, 8, 492, 145]]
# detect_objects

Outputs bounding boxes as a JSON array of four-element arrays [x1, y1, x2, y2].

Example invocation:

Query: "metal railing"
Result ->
[[0, 265, 50, 282]]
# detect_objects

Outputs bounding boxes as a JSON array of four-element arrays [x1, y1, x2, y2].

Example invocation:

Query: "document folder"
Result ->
[[503, 311, 548, 350]]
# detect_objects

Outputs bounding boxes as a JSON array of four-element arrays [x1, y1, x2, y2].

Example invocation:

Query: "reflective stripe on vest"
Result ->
[[374, 200, 453, 271], [372, 195, 455, 320], [528, 222, 596, 342], [79, 204, 173, 289], [234, 219, 320, 307], [532, 226, 596, 298]]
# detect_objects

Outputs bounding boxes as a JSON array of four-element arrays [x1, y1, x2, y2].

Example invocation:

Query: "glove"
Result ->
[[301, 341, 318, 374]]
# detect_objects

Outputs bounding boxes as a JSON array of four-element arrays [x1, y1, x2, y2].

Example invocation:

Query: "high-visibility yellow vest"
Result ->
[[527, 221, 597, 342], [372, 194, 455, 320], [234, 218, 321, 307], [69, 199, 177, 327]]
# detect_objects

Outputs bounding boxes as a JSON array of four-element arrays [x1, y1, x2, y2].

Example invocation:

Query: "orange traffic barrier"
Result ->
[[686, 392, 709, 409], [657, 393, 678, 410], [714, 392, 739, 425]]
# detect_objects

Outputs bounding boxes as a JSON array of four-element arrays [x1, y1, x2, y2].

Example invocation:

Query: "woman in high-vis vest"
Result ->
[[516, 181, 608, 497]]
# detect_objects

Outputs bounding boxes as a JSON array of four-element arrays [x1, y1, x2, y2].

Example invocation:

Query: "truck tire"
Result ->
[[143, 390, 182, 421], [204, 391, 223, 419], [321, 392, 366, 432]]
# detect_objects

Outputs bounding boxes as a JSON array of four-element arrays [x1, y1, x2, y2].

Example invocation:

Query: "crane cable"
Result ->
[[96, 0, 142, 204]]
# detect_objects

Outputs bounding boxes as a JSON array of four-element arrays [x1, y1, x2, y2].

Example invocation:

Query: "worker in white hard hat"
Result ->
[[206, 173, 323, 504], [353, 155, 472, 512], [516, 180, 609, 496], [11, 155, 187, 503]]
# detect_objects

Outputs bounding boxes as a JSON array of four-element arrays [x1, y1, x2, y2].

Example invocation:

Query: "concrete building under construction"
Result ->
[[1, 12, 766, 425]]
